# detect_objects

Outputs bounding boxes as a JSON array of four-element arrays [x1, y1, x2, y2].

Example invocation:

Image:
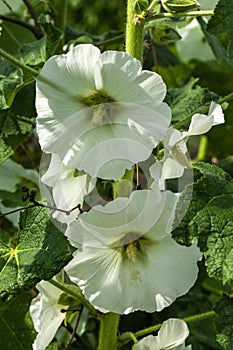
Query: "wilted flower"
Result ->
[[30, 280, 68, 350], [133, 318, 191, 349], [65, 189, 201, 314], [150, 102, 224, 188], [40, 153, 95, 223], [36, 44, 171, 180]]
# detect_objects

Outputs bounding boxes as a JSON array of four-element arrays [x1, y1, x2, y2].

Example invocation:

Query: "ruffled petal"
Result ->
[[65, 189, 168, 248]]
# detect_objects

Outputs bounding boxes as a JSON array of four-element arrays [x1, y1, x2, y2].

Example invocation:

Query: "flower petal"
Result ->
[[65, 189, 168, 248], [65, 190, 201, 314], [184, 102, 224, 137], [134, 318, 191, 350]]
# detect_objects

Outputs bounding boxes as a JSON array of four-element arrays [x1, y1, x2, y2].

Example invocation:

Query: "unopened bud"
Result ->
[[161, 0, 200, 13], [149, 19, 181, 45]]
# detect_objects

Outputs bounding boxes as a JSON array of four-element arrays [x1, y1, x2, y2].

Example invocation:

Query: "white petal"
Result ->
[[184, 102, 224, 137], [36, 44, 171, 179], [65, 190, 201, 314], [65, 237, 201, 314], [134, 319, 190, 350], [158, 318, 189, 348], [32, 306, 66, 350], [208, 101, 224, 125], [41, 153, 95, 223], [65, 189, 169, 248], [61, 102, 170, 180], [30, 280, 67, 350], [36, 44, 100, 96]]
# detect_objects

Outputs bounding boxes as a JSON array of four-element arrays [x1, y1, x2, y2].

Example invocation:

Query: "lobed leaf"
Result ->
[[165, 78, 218, 124], [173, 161, 233, 286], [214, 294, 233, 350], [0, 206, 72, 302]]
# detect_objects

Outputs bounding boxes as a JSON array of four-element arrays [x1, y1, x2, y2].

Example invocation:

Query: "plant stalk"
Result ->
[[125, 0, 146, 61], [98, 313, 120, 350]]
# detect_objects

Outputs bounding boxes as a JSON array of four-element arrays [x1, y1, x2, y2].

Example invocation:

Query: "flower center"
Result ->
[[81, 90, 115, 107], [112, 232, 152, 263], [80, 90, 117, 125]]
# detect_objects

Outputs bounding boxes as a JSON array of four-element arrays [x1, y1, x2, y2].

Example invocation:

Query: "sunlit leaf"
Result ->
[[173, 161, 233, 286], [0, 206, 72, 302]]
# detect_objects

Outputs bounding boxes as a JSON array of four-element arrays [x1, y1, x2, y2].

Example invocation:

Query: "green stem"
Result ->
[[147, 0, 159, 12], [118, 311, 215, 346], [182, 310, 215, 324], [0, 48, 39, 76], [49, 279, 98, 315], [125, 0, 146, 61], [146, 10, 214, 21], [98, 313, 120, 350], [193, 135, 208, 162]]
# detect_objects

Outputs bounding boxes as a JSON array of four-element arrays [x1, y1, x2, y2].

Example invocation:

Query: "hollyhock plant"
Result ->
[[40, 153, 95, 224], [29, 280, 69, 350], [133, 318, 191, 350], [65, 189, 202, 314], [36, 44, 172, 180], [150, 102, 224, 189]]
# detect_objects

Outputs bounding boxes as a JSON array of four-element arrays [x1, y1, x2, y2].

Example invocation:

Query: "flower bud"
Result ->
[[161, 0, 200, 13], [149, 19, 181, 45]]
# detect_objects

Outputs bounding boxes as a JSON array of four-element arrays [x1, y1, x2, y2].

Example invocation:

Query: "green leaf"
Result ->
[[217, 156, 233, 178], [198, 17, 232, 67], [19, 37, 46, 66], [0, 58, 23, 110], [0, 84, 36, 164], [173, 162, 233, 286], [38, 15, 63, 57], [0, 206, 72, 302], [165, 78, 219, 124], [214, 294, 233, 350], [0, 292, 36, 350], [207, 0, 233, 61]]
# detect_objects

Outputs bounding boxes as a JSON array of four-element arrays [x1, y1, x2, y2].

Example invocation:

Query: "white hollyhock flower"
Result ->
[[40, 153, 95, 224], [36, 44, 171, 180], [150, 102, 224, 189], [65, 189, 201, 314], [30, 280, 68, 350], [133, 318, 191, 350]]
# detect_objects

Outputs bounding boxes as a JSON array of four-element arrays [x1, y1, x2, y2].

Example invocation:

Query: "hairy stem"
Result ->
[[125, 0, 146, 61], [98, 313, 120, 350], [48, 279, 98, 315], [0, 48, 39, 76], [118, 311, 216, 346]]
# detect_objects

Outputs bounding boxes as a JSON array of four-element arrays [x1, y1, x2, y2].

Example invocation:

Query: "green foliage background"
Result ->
[[0, 0, 233, 349]]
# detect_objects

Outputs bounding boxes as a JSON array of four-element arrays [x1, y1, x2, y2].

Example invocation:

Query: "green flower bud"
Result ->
[[133, 0, 149, 13], [161, 0, 200, 13], [149, 19, 181, 45]]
